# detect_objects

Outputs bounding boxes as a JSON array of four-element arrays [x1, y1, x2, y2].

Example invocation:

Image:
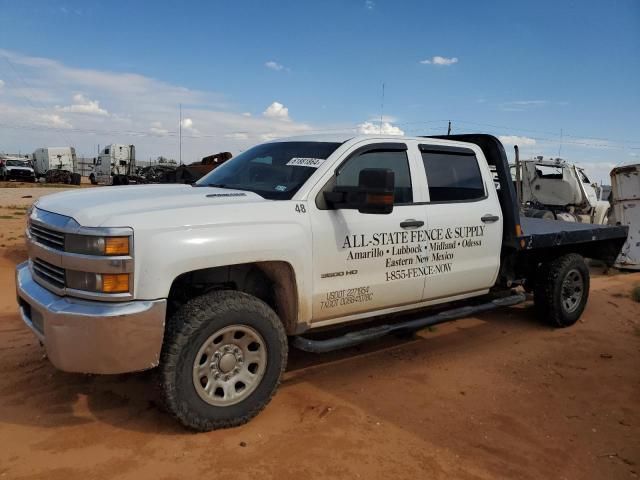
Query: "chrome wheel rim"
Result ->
[[561, 269, 584, 313], [192, 325, 267, 406]]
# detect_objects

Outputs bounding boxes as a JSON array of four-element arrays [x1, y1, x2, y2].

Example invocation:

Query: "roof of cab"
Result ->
[[269, 133, 447, 144]]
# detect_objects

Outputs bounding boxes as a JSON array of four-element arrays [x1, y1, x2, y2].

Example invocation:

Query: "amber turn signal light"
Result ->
[[101, 274, 130, 293], [105, 237, 130, 255]]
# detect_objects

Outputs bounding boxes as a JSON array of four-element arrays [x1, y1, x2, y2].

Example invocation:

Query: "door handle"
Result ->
[[400, 219, 424, 229], [481, 214, 500, 223]]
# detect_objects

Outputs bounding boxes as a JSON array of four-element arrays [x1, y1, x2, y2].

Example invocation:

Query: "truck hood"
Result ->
[[35, 184, 267, 226]]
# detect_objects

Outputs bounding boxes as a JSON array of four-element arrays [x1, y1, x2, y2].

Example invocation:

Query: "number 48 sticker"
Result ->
[[295, 204, 306, 213]]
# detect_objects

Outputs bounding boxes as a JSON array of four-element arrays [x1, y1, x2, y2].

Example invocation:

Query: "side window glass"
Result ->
[[421, 150, 485, 202], [337, 150, 413, 203]]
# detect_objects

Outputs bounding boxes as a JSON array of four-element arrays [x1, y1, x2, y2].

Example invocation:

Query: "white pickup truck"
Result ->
[[16, 134, 628, 431]]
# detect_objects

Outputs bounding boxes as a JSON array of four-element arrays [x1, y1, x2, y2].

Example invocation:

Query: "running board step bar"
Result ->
[[292, 293, 527, 353]]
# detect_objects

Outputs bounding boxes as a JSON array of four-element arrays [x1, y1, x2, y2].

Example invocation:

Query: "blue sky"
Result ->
[[1, 0, 638, 181]]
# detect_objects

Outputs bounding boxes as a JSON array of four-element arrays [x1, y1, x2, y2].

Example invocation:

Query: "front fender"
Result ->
[[133, 221, 313, 323]]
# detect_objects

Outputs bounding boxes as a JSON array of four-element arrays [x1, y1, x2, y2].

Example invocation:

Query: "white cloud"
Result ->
[[0, 49, 318, 161], [510, 100, 548, 106], [358, 121, 405, 136], [368, 114, 397, 123], [149, 121, 169, 135], [0, 79, 4, 89], [180, 118, 194, 129], [365, 0, 375, 9], [225, 132, 249, 140], [260, 133, 281, 141], [263, 101, 290, 121], [498, 135, 536, 146], [39, 113, 72, 129], [420, 56, 458, 66], [59, 93, 109, 115], [265, 61, 286, 71], [242, 112, 252, 117]]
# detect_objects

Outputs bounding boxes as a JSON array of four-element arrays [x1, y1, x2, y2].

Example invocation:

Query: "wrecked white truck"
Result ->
[[16, 134, 628, 430], [514, 156, 610, 224]]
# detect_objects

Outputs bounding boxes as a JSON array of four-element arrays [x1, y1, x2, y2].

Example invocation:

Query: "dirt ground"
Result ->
[[0, 185, 639, 480]]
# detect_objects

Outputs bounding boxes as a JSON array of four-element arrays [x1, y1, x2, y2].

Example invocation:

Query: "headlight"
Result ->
[[65, 235, 130, 256], [66, 271, 130, 293]]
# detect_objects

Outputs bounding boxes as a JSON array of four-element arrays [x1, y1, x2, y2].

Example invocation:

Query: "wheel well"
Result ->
[[168, 261, 298, 334]]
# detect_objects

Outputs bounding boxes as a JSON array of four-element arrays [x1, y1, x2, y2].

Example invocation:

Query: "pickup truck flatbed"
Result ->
[[16, 133, 628, 430], [520, 217, 629, 249]]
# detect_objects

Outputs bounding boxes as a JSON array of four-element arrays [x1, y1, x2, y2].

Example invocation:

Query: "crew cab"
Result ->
[[15, 134, 628, 431]]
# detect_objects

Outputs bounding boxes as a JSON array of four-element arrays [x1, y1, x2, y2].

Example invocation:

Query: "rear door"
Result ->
[[417, 144, 502, 300]]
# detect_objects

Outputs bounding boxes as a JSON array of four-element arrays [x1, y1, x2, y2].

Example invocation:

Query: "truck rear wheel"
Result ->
[[534, 253, 589, 327], [158, 290, 288, 431]]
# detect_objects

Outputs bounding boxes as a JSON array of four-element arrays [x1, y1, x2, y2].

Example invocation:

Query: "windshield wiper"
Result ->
[[207, 183, 254, 193]]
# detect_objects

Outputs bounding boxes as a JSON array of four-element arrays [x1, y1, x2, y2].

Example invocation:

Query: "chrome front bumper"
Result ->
[[15, 261, 166, 374]]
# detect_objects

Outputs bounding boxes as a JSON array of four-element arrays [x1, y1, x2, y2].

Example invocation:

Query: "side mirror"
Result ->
[[324, 168, 395, 214]]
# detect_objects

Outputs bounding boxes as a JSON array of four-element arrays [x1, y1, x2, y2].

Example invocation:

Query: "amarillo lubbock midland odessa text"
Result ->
[[342, 226, 485, 281]]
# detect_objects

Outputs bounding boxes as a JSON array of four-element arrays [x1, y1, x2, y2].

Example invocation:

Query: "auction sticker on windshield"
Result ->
[[286, 157, 326, 168]]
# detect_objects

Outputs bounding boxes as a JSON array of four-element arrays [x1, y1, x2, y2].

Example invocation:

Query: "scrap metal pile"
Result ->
[[136, 152, 232, 184]]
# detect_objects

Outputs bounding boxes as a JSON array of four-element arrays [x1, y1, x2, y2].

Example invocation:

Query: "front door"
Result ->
[[309, 141, 428, 323]]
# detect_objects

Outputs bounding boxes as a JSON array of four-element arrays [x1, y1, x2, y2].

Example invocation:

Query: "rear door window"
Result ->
[[420, 147, 485, 202]]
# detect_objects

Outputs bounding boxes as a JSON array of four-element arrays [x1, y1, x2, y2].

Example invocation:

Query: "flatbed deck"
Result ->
[[520, 217, 629, 250]]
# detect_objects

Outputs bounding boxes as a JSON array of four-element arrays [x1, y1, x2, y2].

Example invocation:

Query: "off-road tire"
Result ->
[[89, 174, 98, 185], [158, 290, 288, 431], [534, 253, 589, 327], [72, 173, 82, 185]]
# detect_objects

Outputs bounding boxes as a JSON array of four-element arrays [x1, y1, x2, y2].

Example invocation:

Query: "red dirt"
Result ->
[[0, 187, 638, 479]]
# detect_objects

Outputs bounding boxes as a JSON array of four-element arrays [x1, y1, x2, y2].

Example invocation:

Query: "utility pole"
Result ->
[[179, 104, 182, 166], [447, 120, 452, 135]]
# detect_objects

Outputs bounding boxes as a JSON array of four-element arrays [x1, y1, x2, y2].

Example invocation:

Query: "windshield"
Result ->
[[578, 169, 591, 184], [195, 141, 342, 199], [6, 160, 28, 167]]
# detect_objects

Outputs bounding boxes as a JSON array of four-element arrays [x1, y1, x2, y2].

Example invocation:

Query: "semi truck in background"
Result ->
[[33, 147, 81, 185], [89, 144, 136, 185]]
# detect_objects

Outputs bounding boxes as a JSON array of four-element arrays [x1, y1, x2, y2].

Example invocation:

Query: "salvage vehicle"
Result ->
[[0, 157, 36, 182], [514, 156, 609, 224], [33, 147, 81, 185], [15, 134, 628, 431], [89, 144, 137, 185], [609, 164, 640, 270]]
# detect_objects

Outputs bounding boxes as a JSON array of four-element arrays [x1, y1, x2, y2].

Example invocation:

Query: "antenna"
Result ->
[[179, 103, 182, 165], [558, 128, 563, 156], [379, 82, 385, 134]]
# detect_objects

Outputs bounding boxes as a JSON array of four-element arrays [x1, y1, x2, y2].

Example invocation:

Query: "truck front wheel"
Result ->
[[159, 290, 288, 431], [534, 253, 590, 327]]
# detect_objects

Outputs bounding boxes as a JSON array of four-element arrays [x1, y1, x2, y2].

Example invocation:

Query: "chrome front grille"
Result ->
[[32, 258, 65, 289], [29, 222, 65, 250]]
